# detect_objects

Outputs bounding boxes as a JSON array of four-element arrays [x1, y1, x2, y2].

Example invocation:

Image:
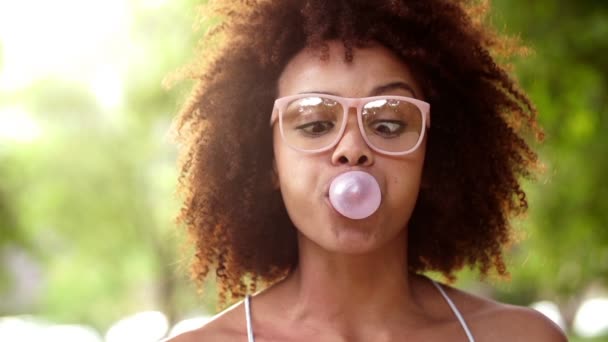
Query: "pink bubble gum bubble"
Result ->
[[329, 171, 381, 220]]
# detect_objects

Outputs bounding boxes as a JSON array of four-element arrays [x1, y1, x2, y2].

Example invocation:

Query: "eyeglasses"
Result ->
[[270, 94, 430, 155]]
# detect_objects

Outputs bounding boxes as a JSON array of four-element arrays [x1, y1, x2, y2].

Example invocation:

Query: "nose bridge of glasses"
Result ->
[[337, 105, 368, 147], [342, 97, 365, 116], [346, 105, 359, 118]]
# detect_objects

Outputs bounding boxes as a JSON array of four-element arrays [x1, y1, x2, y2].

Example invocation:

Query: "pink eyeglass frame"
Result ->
[[269, 93, 431, 156]]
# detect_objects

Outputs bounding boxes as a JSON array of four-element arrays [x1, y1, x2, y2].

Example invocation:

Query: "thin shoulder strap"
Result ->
[[431, 280, 475, 342], [244, 295, 255, 342]]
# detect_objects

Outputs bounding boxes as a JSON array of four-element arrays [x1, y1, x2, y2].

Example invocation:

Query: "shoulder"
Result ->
[[472, 303, 567, 341], [162, 299, 248, 342], [437, 283, 567, 341]]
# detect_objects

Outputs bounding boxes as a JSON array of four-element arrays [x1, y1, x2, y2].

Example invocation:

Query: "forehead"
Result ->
[[277, 41, 421, 98]]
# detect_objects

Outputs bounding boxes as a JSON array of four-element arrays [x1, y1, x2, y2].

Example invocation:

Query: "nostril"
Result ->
[[337, 155, 368, 165]]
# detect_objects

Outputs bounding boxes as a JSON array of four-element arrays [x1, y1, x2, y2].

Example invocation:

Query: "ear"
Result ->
[[271, 158, 280, 190]]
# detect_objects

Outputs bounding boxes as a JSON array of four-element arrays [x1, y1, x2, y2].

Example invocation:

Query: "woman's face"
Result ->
[[273, 41, 427, 254]]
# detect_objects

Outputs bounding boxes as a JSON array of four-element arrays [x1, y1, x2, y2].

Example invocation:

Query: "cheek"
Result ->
[[382, 153, 426, 215], [275, 151, 318, 195], [388, 168, 422, 203], [273, 133, 319, 200], [275, 153, 324, 232]]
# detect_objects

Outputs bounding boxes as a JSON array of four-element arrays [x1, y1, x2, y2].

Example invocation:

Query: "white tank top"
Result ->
[[243, 279, 475, 342]]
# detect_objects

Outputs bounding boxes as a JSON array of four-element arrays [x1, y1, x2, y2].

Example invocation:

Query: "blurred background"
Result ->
[[0, 0, 606, 341]]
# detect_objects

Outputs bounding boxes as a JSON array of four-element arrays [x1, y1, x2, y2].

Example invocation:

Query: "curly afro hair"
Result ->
[[170, 0, 543, 307]]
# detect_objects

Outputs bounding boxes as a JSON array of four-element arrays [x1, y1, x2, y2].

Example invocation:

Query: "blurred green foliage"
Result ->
[[0, 0, 606, 340], [0, 0, 206, 330], [488, 0, 608, 318]]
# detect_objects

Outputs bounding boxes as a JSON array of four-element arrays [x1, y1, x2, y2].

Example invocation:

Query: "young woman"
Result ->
[[167, 0, 566, 341]]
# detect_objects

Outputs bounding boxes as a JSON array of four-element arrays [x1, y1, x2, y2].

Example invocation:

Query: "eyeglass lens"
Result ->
[[280, 96, 423, 153]]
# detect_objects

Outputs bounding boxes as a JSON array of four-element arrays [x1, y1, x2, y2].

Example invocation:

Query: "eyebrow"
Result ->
[[298, 81, 418, 98], [370, 81, 417, 98]]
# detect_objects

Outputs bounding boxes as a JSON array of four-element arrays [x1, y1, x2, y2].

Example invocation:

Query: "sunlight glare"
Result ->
[[0, 106, 41, 143], [573, 298, 608, 337], [0, 317, 101, 342], [0, 0, 130, 91], [43, 324, 102, 342], [105, 311, 169, 342], [90, 66, 124, 110], [139, 0, 170, 9]]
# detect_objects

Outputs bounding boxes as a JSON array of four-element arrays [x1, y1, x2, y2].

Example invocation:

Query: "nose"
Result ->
[[331, 110, 374, 166]]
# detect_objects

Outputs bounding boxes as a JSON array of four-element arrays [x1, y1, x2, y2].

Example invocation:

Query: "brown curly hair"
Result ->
[[170, 0, 543, 307]]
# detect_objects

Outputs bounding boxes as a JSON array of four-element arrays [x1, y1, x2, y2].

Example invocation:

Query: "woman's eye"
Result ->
[[295, 121, 335, 136], [370, 120, 406, 137]]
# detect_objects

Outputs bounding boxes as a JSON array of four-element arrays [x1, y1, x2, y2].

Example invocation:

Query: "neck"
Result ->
[[277, 229, 424, 332]]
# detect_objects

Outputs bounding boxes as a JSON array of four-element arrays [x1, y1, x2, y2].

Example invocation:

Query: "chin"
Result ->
[[292, 200, 406, 255], [321, 223, 387, 255]]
